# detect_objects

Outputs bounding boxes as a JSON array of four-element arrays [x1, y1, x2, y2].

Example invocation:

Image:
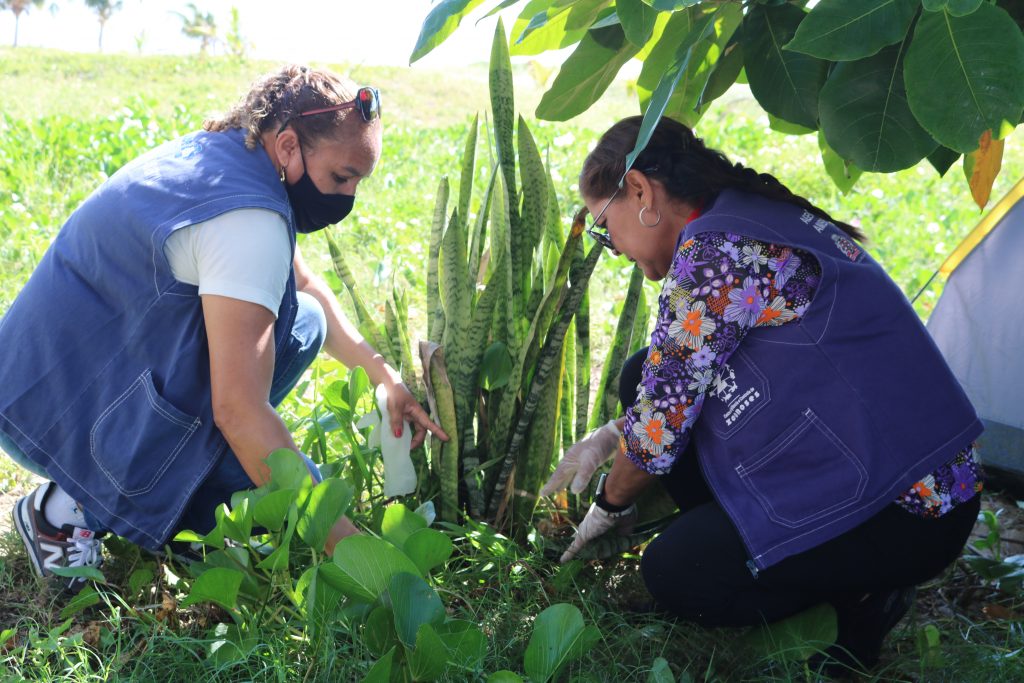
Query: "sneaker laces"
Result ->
[[68, 537, 101, 570]]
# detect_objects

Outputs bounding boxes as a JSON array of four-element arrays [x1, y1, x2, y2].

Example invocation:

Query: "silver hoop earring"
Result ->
[[639, 206, 661, 228]]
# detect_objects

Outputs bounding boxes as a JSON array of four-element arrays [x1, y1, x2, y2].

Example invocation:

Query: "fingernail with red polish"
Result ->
[[394, 427, 402, 437]]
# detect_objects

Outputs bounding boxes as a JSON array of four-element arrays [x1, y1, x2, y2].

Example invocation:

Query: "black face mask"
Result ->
[[283, 147, 356, 233]]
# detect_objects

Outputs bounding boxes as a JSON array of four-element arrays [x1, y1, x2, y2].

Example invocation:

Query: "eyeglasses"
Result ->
[[584, 165, 658, 251], [278, 86, 381, 134]]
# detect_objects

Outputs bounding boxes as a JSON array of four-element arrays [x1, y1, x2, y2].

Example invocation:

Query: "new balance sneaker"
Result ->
[[11, 482, 104, 593]]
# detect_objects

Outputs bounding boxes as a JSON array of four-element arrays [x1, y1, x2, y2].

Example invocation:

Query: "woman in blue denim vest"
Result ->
[[542, 116, 982, 674], [1, 65, 446, 592]]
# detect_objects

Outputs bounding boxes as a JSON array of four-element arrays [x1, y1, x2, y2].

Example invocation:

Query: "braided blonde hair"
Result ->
[[204, 65, 362, 149]]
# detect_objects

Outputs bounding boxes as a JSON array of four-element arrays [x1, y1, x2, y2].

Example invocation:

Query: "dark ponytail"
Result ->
[[580, 115, 864, 241]]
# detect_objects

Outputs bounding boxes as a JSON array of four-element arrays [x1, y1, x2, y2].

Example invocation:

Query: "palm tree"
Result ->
[[0, 0, 44, 47], [172, 2, 217, 55], [83, 0, 123, 52]]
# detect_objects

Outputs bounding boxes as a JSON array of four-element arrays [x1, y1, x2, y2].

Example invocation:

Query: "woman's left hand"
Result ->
[[385, 380, 449, 449]]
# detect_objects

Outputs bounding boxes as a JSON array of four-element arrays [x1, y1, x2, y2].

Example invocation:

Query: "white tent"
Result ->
[[927, 177, 1024, 490]]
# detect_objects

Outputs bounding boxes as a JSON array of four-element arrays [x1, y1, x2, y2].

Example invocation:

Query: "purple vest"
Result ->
[[684, 189, 982, 571]]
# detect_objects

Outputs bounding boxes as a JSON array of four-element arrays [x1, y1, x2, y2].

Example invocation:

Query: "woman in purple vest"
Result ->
[[542, 116, 983, 673], [2, 66, 446, 592]]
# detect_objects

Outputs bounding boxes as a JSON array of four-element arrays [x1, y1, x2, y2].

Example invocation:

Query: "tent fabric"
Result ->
[[928, 177, 1024, 480]]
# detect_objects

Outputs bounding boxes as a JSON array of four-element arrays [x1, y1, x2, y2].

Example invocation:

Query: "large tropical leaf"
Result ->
[[904, 3, 1024, 153], [536, 24, 640, 121], [742, 3, 830, 130], [785, 0, 919, 61], [618, 0, 659, 47], [410, 0, 488, 63], [819, 41, 938, 172]]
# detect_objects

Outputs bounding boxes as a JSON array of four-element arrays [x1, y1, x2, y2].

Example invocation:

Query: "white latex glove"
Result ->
[[540, 420, 621, 496], [559, 502, 637, 563]]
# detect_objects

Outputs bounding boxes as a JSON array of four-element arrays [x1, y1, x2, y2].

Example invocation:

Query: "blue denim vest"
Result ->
[[684, 190, 983, 571], [0, 129, 297, 549]]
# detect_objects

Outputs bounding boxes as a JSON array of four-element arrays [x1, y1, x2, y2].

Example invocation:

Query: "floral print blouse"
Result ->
[[622, 231, 982, 518]]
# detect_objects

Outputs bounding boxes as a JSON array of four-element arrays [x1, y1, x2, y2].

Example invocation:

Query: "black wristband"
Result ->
[[595, 491, 632, 513]]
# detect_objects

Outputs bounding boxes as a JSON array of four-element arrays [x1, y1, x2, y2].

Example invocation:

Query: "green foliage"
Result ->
[[412, 0, 1024, 202]]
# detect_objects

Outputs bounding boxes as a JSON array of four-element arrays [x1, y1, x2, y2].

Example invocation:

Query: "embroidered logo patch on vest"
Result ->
[[831, 234, 863, 262]]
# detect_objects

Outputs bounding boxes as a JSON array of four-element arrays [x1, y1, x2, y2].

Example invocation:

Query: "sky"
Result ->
[[0, 0, 512, 68]]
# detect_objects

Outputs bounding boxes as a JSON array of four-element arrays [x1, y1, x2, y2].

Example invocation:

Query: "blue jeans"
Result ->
[[1, 291, 327, 535]]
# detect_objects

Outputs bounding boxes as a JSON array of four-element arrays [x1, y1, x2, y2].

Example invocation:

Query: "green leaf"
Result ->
[[252, 488, 297, 532], [388, 572, 446, 648], [818, 132, 864, 193], [480, 341, 514, 390], [922, 0, 984, 17], [128, 567, 155, 597], [257, 504, 297, 571], [643, 0, 701, 9], [364, 606, 399, 658], [618, 0, 659, 47], [537, 24, 641, 121], [297, 478, 353, 551], [408, 623, 449, 682], [410, 0, 488, 64], [927, 145, 961, 176], [819, 41, 938, 171], [266, 448, 312, 492], [511, 0, 597, 57], [363, 646, 396, 683], [487, 673, 525, 683], [785, 0, 919, 61], [59, 584, 100, 619], [647, 657, 675, 683], [768, 112, 815, 136], [697, 33, 743, 109], [49, 563, 106, 585], [742, 3, 830, 130], [214, 498, 252, 545], [180, 567, 242, 611], [207, 623, 259, 667], [905, 4, 1024, 153], [381, 503, 428, 549], [741, 602, 837, 663], [435, 620, 487, 671], [332, 535, 421, 603], [403, 527, 455, 575], [524, 603, 602, 683]]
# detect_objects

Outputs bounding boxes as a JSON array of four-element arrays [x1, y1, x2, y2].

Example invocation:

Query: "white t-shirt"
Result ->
[[164, 208, 291, 317]]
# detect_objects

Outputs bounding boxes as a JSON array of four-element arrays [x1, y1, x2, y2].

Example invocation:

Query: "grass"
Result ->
[[1, 47, 1023, 681]]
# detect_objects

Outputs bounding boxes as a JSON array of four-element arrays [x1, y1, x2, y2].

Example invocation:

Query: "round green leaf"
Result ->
[[381, 503, 427, 549], [905, 4, 1024, 153], [435, 620, 488, 671], [785, 0, 919, 61], [364, 606, 399, 658], [252, 488, 296, 532], [388, 572, 446, 648], [332, 535, 420, 603], [408, 623, 449, 682], [403, 527, 455, 576], [487, 673, 524, 683], [265, 448, 311, 492], [524, 603, 602, 683], [820, 42, 938, 171], [181, 567, 242, 611], [297, 478, 353, 551], [742, 3, 830, 129], [922, 0, 984, 17]]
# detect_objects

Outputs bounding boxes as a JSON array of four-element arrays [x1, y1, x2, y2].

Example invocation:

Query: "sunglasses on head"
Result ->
[[278, 86, 381, 134], [584, 165, 659, 251]]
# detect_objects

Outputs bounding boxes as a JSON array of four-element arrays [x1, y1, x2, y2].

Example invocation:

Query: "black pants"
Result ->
[[619, 349, 980, 627]]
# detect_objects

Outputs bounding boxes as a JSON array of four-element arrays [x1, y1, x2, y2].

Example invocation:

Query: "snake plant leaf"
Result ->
[[785, 0, 919, 61], [905, 3, 1024, 154], [819, 40, 938, 172], [742, 2, 830, 130], [536, 24, 640, 121], [428, 177, 450, 344]]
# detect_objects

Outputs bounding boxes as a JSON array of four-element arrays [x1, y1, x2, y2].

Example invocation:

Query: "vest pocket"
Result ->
[[735, 408, 867, 529], [90, 370, 201, 497]]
